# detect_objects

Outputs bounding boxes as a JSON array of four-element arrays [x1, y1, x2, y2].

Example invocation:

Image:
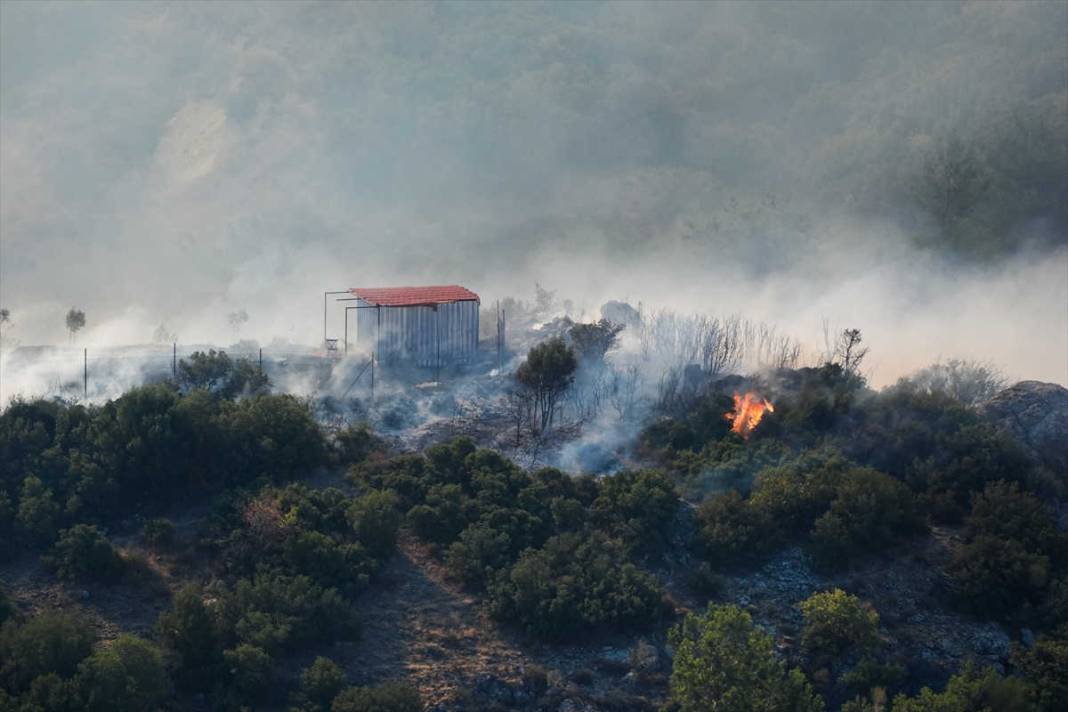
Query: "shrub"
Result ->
[[1011, 628, 1068, 712], [947, 481, 1064, 622], [348, 489, 402, 560], [808, 469, 924, 568], [799, 589, 880, 657], [331, 681, 422, 712], [222, 643, 273, 706], [16, 475, 60, 545], [75, 635, 169, 712], [688, 562, 726, 599], [488, 532, 662, 640], [157, 585, 222, 690], [335, 424, 377, 465], [445, 524, 513, 588], [592, 469, 678, 555], [295, 656, 347, 712], [142, 517, 176, 550], [668, 603, 824, 712], [0, 611, 94, 691], [889, 663, 1032, 711], [44, 524, 125, 583], [695, 490, 772, 566]]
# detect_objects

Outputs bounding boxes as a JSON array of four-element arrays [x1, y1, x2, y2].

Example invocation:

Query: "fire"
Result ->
[[724, 392, 775, 438]]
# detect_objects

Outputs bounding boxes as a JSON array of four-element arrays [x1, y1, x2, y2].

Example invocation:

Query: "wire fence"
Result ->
[[0, 344, 360, 405]]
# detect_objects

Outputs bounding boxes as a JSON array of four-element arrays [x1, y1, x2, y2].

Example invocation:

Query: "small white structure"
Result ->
[[351, 285, 480, 367]]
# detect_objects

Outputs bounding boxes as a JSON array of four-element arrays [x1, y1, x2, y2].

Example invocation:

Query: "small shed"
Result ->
[[352, 285, 480, 367]]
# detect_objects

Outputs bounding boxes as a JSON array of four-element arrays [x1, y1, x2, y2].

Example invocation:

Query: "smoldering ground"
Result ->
[[2, 2, 1066, 399]]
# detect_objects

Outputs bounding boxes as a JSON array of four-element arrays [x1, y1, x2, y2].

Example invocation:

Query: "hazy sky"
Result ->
[[1, 1, 1065, 386]]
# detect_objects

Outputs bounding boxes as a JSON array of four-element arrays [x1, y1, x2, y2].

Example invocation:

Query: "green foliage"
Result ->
[[294, 657, 347, 712], [157, 585, 222, 691], [15, 476, 59, 546], [808, 468, 925, 569], [0, 611, 94, 692], [43, 524, 125, 583], [799, 589, 880, 657], [330, 681, 422, 712], [488, 531, 662, 640], [177, 349, 269, 398], [335, 423, 377, 465], [591, 469, 678, 554], [515, 336, 577, 432], [347, 489, 402, 560], [1011, 628, 1068, 712], [696, 489, 773, 566], [75, 635, 169, 712], [217, 572, 359, 654], [142, 517, 175, 550], [668, 603, 824, 712], [889, 663, 1033, 712], [222, 643, 273, 706], [948, 482, 1065, 622]]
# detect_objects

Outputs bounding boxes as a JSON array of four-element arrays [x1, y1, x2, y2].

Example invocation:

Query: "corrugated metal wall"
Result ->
[[356, 299, 479, 367]]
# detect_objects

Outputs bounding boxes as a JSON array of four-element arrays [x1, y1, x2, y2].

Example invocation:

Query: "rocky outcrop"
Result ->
[[981, 380, 1068, 476]]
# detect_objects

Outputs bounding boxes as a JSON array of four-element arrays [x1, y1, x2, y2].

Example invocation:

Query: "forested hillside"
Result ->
[[1, 347, 1065, 712]]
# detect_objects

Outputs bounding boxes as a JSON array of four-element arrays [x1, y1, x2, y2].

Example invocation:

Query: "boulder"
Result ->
[[981, 381, 1068, 475]]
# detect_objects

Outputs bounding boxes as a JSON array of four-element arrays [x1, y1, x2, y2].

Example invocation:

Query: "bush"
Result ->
[[331, 681, 422, 712], [222, 643, 273, 706], [1011, 628, 1068, 712], [948, 481, 1064, 622], [157, 585, 222, 691], [889, 663, 1032, 711], [808, 469, 925, 569], [295, 656, 347, 712], [75, 635, 169, 712], [142, 517, 176, 550], [695, 490, 772, 567], [0, 611, 94, 691], [488, 531, 662, 640], [799, 589, 880, 657], [44, 524, 125, 583], [668, 603, 824, 712], [348, 489, 402, 560], [592, 469, 678, 555], [16, 475, 60, 545]]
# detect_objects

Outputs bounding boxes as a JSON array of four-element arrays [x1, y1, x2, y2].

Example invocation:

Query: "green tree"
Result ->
[[294, 656, 347, 712], [44, 524, 125, 583], [1011, 628, 1068, 712], [0, 611, 94, 691], [157, 585, 222, 690], [222, 644, 272, 706], [348, 489, 402, 560], [515, 336, 577, 432], [799, 589, 880, 657], [16, 475, 60, 545], [331, 682, 422, 712], [890, 663, 1031, 712], [75, 635, 169, 712], [669, 604, 823, 712]]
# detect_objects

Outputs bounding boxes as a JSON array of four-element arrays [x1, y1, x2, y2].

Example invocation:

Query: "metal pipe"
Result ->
[[323, 290, 350, 343]]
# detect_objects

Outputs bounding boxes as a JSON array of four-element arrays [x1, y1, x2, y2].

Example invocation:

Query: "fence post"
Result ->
[[83, 348, 87, 399], [172, 342, 177, 378], [258, 347, 263, 373]]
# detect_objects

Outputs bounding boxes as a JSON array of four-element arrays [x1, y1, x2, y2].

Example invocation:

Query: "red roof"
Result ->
[[350, 285, 480, 307]]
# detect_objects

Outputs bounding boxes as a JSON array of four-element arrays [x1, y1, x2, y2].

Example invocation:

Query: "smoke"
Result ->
[[2, 1, 1066, 391]]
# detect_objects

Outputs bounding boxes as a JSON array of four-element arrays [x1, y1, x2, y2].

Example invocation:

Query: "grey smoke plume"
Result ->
[[2, 1, 1065, 389]]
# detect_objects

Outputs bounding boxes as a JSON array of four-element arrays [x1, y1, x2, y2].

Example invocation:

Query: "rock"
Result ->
[[79, 590, 91, 601], [1021, 628, 1036, 647], [629, 639, 660, 673], [981, 381, 1068, 475]]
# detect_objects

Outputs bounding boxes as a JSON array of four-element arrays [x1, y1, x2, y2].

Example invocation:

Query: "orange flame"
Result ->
[[724, 392, 775, 438]]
